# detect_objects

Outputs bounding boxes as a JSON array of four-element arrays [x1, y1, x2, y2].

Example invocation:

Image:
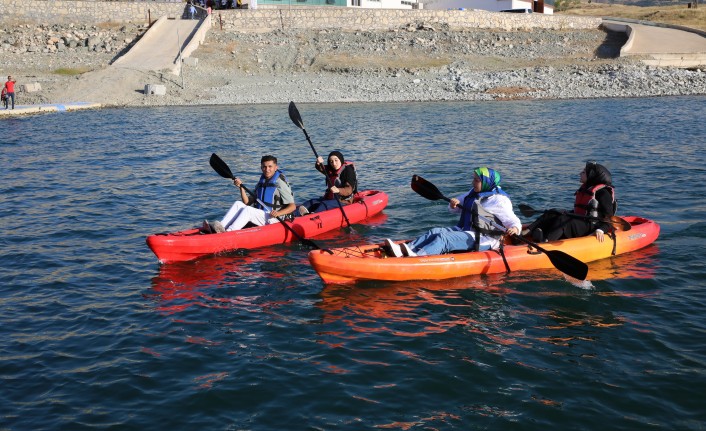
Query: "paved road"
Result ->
[[603, 19, 706, 67], [626, 23, 706, 54]]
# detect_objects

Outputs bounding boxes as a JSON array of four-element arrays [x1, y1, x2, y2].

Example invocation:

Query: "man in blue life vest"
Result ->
[[208, 155, 296, 232]]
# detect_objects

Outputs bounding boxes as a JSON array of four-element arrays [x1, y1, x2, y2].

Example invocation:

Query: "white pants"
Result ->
[[221, 201, 277, 231]]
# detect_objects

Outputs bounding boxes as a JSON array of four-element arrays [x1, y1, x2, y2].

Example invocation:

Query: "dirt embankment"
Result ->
[[2, 23, 705, 107]]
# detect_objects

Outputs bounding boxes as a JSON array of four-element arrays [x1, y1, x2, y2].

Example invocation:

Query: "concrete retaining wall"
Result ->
[[212, 8, 601, 32], [2, 1, 601, 30], [0, 0, 185, 25]]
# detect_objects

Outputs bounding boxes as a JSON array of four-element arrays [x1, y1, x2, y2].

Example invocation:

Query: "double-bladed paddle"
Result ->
[[209, 153, 329, 252], [518, 204, 631, 231], [410, 174, 589, 281], [288, 101, 354, 231]]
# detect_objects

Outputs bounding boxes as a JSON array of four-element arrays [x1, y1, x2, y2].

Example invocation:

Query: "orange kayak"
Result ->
[[308, 216, 660, 284]]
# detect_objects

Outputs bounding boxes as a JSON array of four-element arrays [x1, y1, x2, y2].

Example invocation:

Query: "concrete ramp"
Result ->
[[113, 15, 210, 75], [603, 19, 706, 68]]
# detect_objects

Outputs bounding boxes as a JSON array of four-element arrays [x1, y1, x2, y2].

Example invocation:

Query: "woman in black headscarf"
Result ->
[[527, 162, 616, 242], [298, 150, 358, 215]]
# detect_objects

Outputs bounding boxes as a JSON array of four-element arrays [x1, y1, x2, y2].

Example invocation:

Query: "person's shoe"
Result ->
[[212, 221, 226, 233], [384, 238, 404, 258], [298, 205, 310, 216], [400, 242, 417, 257], [201, 220, 213, 234], [532, 228, 544, 243]]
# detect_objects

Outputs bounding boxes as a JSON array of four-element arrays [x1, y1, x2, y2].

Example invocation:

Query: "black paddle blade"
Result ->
[[610, 216, 632, 231], [512, 234, 589, 280], [209, 153, 234, 180], [544, 249, 589, 281], [288, 101, 304, 130], [411, 175, 450, 202], [519, 204, 539, 217]]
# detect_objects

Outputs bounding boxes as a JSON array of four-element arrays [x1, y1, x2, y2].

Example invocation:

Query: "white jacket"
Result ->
[[449, 191, 522, 250]]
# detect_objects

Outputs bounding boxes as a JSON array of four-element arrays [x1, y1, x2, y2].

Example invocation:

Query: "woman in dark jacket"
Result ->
[[298, 150, 358, 215], [527, 162, 616, 243]]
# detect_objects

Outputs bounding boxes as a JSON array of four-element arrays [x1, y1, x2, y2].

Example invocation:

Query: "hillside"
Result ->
[[557, 1, 706, 32]]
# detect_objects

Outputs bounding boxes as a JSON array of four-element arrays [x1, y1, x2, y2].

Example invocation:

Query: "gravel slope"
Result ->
[[2, 24, 705, 107]]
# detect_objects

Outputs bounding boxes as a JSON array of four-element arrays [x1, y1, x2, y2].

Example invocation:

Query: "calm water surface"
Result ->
[[2, 98, 705, 430]]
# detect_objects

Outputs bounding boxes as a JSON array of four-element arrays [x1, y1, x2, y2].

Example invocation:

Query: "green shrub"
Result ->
[[53, 67, 91, 76]]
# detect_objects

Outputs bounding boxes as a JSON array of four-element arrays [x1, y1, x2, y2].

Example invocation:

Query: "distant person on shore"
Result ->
[[524, 161, 616, 243], [188, 2, 196, 19], [298, 151, 358, 215], [1, 87, 7, 109], [3, 75, 16, 110], [204, 155, 296, 233], [250, 0, 257, 9]]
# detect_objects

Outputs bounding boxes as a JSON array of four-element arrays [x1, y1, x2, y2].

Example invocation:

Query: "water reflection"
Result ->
[[587, 243, 659, 283], [148, 248, 296, 315], [313, 243, 659, 351]]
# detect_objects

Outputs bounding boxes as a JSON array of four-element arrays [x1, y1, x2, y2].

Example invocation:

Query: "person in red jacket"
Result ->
[[4, 75, 16, 109]]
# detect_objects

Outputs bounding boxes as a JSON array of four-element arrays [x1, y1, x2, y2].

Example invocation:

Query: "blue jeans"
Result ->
[[408, 226, 490, 256], [4, 92, 14, 109], [299, 198, 343, 214]]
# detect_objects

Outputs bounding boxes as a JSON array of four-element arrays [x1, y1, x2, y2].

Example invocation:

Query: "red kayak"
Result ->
[[146, 190, 388, 263]]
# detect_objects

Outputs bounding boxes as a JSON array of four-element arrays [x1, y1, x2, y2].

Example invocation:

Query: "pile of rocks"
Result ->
[[0, 23, 145, 59], [1, 22, 705, 107]]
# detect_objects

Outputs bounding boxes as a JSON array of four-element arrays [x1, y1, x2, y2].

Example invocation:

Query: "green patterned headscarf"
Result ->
[[473, 167, 501, 192]]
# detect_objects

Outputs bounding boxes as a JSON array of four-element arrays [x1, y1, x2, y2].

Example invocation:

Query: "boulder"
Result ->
[[144, 84, 166, 96]]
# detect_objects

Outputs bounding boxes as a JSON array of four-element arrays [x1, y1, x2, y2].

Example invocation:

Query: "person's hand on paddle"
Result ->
[[316, 156, 325, 166], [233, 177, 243, 187], [506, 226, 520, 236], [329, 185, 340, 194], [595, 229, 605, 242], [449, 197, 461, 208]]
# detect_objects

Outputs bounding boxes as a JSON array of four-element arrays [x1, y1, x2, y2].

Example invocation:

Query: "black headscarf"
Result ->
[[326, 151, 345, 174], [328, 151, 344, 165], [584, 162, 612, 187]]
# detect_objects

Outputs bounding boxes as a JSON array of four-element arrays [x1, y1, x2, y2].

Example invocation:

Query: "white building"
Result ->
[[259, 0, 421, 9], [423, 0, 553, 14]]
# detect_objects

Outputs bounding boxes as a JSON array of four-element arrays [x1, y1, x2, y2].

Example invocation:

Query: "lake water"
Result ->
[[2, 97, 705, 430]]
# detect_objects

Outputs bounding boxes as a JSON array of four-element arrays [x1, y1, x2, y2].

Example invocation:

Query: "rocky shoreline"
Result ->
[[2, 22, 705, 107]]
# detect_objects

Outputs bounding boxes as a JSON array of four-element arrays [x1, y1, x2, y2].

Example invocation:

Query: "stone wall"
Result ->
[[215, 8, 601, 32], [0, 0, 185, 25], [1, 1, 601, 30]]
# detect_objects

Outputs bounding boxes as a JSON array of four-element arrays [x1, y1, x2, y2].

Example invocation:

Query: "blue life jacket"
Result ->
[[456, 187, 508, 231], [255, 170, 288, 211]]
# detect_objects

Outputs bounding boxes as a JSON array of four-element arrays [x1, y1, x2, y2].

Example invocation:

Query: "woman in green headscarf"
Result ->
[[385, 167, 522, 257]]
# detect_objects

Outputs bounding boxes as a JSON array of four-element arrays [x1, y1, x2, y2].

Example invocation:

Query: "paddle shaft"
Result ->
[[411, 174, 588, 280], [432, 194, 520, 238], [209, 153, 325, 251], [288, 101, 353, 229], [237, 184, 324, 250], [519, 204, 630, 231]]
